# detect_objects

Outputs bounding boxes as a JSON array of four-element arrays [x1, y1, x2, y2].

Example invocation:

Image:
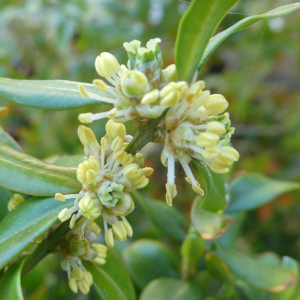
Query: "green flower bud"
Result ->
[[78, 196, 103, 220], [121, 70, 148, 97], [115, 192, 135, 216], [68, 236, 90, 256]]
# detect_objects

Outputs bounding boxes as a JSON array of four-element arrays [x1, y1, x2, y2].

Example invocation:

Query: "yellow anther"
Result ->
[[165, 183, 177, 206], [95, 52, 120, 78], [92, 257, 106, 265], [188, 80, 205, 98], [78, 113, 93, 124], [111, 136, 124, 152], [116, 193, 134, 216], [197, 132, 219, 147], [220, 146, 239, 161], [209, 164, 229, 174], [93, 79, 110, 92], [78, 196, 102, 220], [141, 167, 154, 176], [105, 119, 126, 139], [201, 145, 220, 159], [207, 121, 226, 135], [70, 214, 77, 229], [78, 125, 98, 147], [55, 193, 65, 202], [161, 64, 177, 83], [88, 156, 100, 171], [105, 228, 114, 247], [83, 271, 93, 286], [134, 153, 144, 167], [71, 267, 83, 280], [112, 222, 127, 242], [160, 90, 180, 107], [77, 280, 90, 295], [204, 94, 229, 115], [69, 278, 78, 294], [7, 194, 25, 211], [58, 208, 72, 222], [101, 137, 108, 151], [78, 85, 89, 98], [85, 169, 97, 185], [122, 220, 133, 237], [141, 90, 159, 105], [185, 177, 204, 195]]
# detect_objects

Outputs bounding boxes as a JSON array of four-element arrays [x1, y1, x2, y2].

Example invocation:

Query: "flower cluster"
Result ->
[[56, 120, 153, 248], [57, 218, 107, 294], [78, 38, 180, 124], [159, 81, 239, 205]]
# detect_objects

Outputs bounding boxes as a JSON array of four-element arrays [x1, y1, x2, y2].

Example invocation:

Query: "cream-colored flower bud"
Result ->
[[79, 160, 91, 172], [161, 64, 177, 83], [95, 52, 120, 78], [79, 196, 102, 220], [106, 119, 126, 139], [78, 113, 93, 124], [123, 164, 141, 180], [58, 208, 72, 222], [7, 194, 25, 211], [112, 222, 127, 242], [69, 236, 90, 256], [71, 267, 83, 280], [204, 94, 228, 115], [55, 193, 65, 202], [141, 90, 159, 105], [115, 193, 135, 216], [93, 79, 110, 92], [197, 132, 219, 147], [122, 220, 133, 237], [111, 136, 124, 152], [160, 90, 180, 107], [69, 278, 78, 294], [85, 169, 97, 185], [207, 121, 226, 135], [201, 145, 220, 159], [78, 85, 89, 98], [105, 228, 114, 247], [121, 70, 148, 97], [220, 146, 239, 161], [89, 156, 100, 171], [83, 271, 93, 286], [134, 153, 144, 167], [78, 125, 98, 147], [78, 280, 90, 295]]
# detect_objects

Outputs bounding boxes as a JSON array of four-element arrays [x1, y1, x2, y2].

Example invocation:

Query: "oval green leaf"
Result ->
[[0, 78, 114, 110], [0, 140, 81, 196], [175, 0, 239, 82], [84, 248, 136, 300], [0, 127, 22, 152], [132, 191, 184, 242], [199, 3, 300, 71], [140, 278, 204, 300], [215, 243, 296, 293], [192, 158, 227, 213], [0, 258, 26, 300], [123, 239, 180, 288], [53, 154, 87, 167], [0, 197, 74, 270], [227, 173, 300, 212], [191, 197, 235, 240], [0, 186, 11, 221]]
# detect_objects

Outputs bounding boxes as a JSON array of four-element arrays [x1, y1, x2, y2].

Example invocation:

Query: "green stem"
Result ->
[[125, 110, 167, 155], [22, 222, 69, 276]]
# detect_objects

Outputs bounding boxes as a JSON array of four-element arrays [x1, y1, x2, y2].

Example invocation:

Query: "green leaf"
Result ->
[[274, 257, 299, 300], [227, 173, 300, 212], [0, 186, 11, 221], [205, 252, 232, 283], [84, 248, 136, 300], [0, 78, 114, 110], [175, 0, 239, 82], [132, 191, 184, 242], [0, 197, 73, 270], [140, 278, 204, 300], [192, 158, 227, 213], [0, 140, 81, 196], [191, 197, 235, 240], [0, 258, 26, 300], [53, 154, 87, 167], [0, 127, 22, 152], [199, 3, 300, 71], [123, 239, 180, 288], [215, 244, 296, 293]]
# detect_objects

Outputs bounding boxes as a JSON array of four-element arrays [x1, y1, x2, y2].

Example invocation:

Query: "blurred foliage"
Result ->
[[0, 0, 300, 298]]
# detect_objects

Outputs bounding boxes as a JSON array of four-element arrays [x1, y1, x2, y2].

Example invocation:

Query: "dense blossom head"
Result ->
[[56, 120, 153, 248]]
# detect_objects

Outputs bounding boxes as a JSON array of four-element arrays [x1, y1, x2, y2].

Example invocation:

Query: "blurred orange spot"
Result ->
[[257, 203, 274, 222], [0, 107, 8, 116], [277, 194, 294, 206]]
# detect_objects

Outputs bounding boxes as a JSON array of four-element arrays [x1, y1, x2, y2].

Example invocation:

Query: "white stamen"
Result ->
[[184, 144, 204, 154], [193, 124, 207, 130], [167, 156, 175, 184], [64, 194, 79, 199], [101, 148, 105, 170], [67, 261, 71, 279], [104, 220, 108, 233], [81, 218, 89, 229], [86, 92, 117, 104], [105, 77, 118, 86], [179, 157, 197, 185]]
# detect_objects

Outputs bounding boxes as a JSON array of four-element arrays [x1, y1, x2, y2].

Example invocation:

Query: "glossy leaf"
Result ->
[[0, 186, 11, 221], [0, 127, 22, 152], [123, 239, 180, 288], [198, 3, 300, 70], [132, 191, 184, 242], [53, 154, 87, 167], [191, 197, 235, 240], [192, 159, 227, 213], [0, 197, 74, 270], [215, 244, 296, 293], [84, 249, 136, 300], [227, 173, 300, 212], [274, 257, 299, 300], [0, 78, 114, 110], [140, 278, 204, 300], [0, 140, 81, 196], [175, 0, 239, 82], [0, 258, 26, 300]]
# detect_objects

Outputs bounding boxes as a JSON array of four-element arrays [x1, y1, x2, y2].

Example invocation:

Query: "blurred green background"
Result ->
[[0, 0, 300, 299]]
